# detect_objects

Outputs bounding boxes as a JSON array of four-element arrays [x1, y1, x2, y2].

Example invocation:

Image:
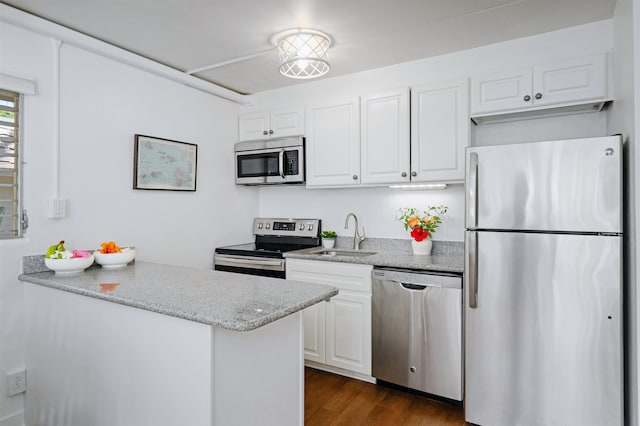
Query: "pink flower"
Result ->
[[71, 250, 91, 258]]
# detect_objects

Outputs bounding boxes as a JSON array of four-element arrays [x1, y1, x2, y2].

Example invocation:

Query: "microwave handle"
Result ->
[[278, 149, 285, 179]]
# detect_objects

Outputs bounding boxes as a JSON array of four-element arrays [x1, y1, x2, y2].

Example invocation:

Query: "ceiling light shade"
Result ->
[[273, 29, 332, 79]]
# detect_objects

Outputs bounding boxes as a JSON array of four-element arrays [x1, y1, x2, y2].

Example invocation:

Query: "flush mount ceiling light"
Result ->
[[272, 29, 332, 79]]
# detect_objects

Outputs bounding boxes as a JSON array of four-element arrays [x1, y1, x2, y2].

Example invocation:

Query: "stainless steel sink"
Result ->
[[312, 249, 377, 257]]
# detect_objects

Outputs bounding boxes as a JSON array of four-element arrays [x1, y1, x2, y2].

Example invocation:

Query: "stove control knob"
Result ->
[[308, 224, 313, 231], [299, 224, 304, 231], [257, 223, 263, 229], [265, 223, 271, 229]]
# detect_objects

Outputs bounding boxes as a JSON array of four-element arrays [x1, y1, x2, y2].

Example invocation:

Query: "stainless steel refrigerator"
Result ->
[[464, 136, 623, 426]]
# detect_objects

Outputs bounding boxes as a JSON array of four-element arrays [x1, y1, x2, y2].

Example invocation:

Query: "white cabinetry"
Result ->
[[302, 301, 325, 363], [306, 81, 469, 187], [325, 291, 371, 373], [411, 79, 470, 183], [361, 88, 410, 184], [471, 53, 609, 120], [286, 259, 373, 379], [238, 107, 304, 141], [470, 68, 532, 114], [305, 98, 361, 187]]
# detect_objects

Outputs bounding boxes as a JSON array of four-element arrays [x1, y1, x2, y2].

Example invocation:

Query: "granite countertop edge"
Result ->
[[19, 262, 338, 332], [284, 246, 464, 274]]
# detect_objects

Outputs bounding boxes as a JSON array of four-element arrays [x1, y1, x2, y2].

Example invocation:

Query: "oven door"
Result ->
[[235, 146, 304, 185], [214, 254, 286, 279]]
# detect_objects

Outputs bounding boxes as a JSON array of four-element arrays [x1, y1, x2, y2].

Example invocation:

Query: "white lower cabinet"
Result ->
[[302, 301, 326, 363], [325, 291, 372, 373], [286, 259, 372, 377]]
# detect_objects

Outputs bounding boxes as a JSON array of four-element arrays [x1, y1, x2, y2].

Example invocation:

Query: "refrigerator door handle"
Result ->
[[468, 231, 478, 308], [468, 152, 478, 229]]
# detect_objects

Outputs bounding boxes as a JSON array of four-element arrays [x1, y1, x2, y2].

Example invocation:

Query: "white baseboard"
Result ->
[[0, 411, 24, 426], [305, 361, 377, 384]]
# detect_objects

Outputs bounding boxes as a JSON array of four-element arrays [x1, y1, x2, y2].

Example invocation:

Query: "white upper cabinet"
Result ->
[[411, 79, 470, 183], [305, 98, 361, 187], [238, 107, 304, 141], [360, 88, 410, 184], [532, 54, 608, 107], [471, 53, 609, 118], [470, 68, 532, 114], [306, 81, 468, 187]]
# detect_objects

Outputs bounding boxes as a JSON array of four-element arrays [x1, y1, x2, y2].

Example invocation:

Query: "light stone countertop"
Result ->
[[19, 261, 338, 331], [284, 237, 464, 274]]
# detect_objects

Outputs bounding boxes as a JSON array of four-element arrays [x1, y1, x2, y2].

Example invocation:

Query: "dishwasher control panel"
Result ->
[[372, 269, 461, 289]]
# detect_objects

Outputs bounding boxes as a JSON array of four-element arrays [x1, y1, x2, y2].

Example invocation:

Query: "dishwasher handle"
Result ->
[[402, 283, 427, 290], [390, 279, 441, 290]]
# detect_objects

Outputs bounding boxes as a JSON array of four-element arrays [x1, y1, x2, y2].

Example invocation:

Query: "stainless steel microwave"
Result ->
[[235, 137, 305, 185]]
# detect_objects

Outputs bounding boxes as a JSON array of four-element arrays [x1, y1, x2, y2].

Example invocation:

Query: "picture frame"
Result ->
[[133, 134, 197, 191]]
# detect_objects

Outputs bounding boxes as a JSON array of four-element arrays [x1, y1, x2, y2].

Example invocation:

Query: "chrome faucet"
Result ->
[[344, 212, 366, 250]]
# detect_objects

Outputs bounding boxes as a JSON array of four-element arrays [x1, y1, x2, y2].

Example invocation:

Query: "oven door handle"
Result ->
[[278, 149, 285, 179], [215, 255, 284, 267]]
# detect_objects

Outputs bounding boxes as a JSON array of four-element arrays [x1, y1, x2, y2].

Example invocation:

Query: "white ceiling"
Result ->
[[1, 0, 617, 94]]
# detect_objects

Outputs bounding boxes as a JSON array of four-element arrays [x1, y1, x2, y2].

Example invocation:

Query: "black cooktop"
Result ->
[[214, 241, 316, 258]]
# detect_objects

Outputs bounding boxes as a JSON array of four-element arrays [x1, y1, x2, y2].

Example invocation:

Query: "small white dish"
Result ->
[[94, 248, 136, 269], [45, 254, 95, 275]]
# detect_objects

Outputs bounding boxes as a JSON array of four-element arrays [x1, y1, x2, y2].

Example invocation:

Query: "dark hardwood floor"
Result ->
[[305, 368, 468, 425]]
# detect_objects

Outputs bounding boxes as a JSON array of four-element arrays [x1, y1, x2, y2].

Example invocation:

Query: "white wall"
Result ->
[[259, 185, 465, 241], [0, 19, 256, 425], [254, 20, 613, 241]]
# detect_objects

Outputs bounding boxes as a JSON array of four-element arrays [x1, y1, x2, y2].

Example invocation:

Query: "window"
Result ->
[[0, 89, 23, 238]]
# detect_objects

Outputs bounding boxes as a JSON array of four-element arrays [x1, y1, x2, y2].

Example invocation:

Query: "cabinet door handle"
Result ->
[[262, 130, 268, 135], [523, 95, 531, 102], [401, 172, 407, 177], [352, 174, 358, 180], [269, 129, 274, 135], [411, 171, 417, 177], [535, 92, 543, 100]]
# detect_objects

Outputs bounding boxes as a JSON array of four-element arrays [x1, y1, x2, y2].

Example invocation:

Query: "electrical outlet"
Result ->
[[7, 369, 26, 396]]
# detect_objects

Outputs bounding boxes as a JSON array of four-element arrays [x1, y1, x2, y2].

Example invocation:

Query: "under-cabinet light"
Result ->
[[389, 183, 448, 190]]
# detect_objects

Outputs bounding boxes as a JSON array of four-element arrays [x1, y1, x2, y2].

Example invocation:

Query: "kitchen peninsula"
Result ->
[[18, 260, 338, 426]]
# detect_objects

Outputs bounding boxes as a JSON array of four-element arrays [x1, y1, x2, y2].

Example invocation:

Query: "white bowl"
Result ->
[[94, 249, 136, 269], [45, 254, 95, 275]]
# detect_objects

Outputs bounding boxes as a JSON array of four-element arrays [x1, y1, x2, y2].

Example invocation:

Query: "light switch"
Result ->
[[47, 198, 67, 219]]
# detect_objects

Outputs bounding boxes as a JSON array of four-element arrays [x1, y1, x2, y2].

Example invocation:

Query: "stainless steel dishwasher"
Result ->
[[372, 268, 462, 401]]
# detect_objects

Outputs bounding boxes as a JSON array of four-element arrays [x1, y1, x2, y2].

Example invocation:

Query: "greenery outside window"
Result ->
[[0, 89, 23, 238]]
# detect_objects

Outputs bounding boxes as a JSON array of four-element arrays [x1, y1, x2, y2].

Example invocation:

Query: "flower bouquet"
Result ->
[[397, 206, 448, 254]]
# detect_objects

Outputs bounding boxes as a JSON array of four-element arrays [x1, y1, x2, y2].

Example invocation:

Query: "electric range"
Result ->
[[214, 217, 321, 278]]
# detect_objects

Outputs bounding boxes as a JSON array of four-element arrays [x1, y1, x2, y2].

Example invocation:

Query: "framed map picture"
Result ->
[[133, 134, 197, 191]]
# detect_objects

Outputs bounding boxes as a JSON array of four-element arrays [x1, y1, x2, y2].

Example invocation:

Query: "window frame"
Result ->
[[0, 88, 24, 239]]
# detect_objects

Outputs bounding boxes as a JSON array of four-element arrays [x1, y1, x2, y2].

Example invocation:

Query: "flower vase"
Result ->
[[412, 238, 433, 256]]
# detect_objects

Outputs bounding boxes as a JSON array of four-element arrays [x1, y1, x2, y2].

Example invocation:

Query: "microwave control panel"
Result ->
[[284, 151, 299, 175]]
